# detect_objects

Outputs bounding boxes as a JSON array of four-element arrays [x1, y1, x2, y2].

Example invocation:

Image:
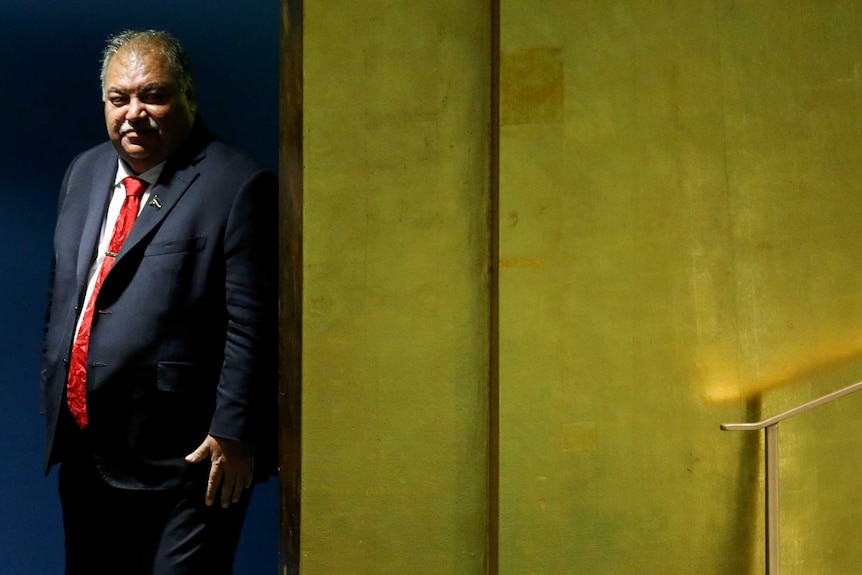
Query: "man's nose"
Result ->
[[126, 96, 148, 120]]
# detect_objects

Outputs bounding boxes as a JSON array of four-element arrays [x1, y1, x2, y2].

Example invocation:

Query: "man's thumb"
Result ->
[[185, 439, 212, 463]]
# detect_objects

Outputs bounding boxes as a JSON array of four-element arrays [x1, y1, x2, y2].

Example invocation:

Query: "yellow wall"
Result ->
[[298, 0, 862, 573], [301, 1, 491, 572], [499, 1, 862, 573]]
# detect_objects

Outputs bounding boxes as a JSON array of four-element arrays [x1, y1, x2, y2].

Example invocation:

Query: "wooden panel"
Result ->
[[279, 0, 303, 573]]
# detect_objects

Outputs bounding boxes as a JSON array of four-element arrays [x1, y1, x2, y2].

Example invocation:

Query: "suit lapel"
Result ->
[[112, 140, 207, 265], [76, 157, 117, 289], [119, 167, 199, 254]]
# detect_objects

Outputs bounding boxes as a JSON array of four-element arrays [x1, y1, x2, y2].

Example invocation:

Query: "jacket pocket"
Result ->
[[157, 361, 198, 393], [144, 237, 207, 256]]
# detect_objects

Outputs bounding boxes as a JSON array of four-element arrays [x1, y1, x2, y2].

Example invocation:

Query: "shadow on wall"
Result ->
[[712, 340, 862, 574], [721, 396, 762, 575]]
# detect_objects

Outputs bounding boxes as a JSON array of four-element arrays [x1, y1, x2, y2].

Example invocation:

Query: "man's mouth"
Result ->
[[120, 121, 158, 137], [121, 129, 155, 137]]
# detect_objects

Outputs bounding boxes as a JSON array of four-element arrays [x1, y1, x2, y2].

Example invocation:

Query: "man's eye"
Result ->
[[110, 97, 128, 106], [141, 93, 168, 104]]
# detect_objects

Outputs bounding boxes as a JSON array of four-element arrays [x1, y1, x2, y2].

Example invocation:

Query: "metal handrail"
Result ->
[[721, 379, 862, 575], [721, 380, 862, 432]]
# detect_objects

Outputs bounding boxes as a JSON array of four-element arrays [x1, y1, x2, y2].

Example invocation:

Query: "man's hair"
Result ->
[[100, 30, 193, 98]]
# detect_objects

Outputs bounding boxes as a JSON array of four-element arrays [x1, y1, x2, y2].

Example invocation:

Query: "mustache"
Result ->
[[119, 119, 158, 135]]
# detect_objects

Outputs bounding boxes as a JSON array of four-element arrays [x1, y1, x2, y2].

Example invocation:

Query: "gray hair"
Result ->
[[100, 30, 193, 98]]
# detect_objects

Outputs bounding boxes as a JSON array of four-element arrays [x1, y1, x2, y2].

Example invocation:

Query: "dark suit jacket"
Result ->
[[41, 120, 278, 490]]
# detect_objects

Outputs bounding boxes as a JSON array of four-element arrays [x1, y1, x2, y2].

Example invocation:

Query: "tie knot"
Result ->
[[122, 176, 148, 198]]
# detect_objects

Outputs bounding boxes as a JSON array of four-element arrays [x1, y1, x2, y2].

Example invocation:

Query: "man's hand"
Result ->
[[185, 435, 256, 508]]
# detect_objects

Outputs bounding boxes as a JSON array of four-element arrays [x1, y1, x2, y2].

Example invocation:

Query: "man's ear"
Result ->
[[185, 81, 197, 116]]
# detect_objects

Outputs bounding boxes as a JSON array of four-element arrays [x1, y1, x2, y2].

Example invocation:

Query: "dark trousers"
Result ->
[[57, 419, 250, 574]]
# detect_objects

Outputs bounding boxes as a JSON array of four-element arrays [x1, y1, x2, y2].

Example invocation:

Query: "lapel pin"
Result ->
[[150, 195, 163, 210]]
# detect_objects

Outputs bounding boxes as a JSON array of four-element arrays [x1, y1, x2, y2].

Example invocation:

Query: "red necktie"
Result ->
[[67, 176, 148, 428]]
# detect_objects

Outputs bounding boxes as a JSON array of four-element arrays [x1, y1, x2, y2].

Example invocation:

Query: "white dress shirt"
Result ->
[[73, 159, 165, 335]]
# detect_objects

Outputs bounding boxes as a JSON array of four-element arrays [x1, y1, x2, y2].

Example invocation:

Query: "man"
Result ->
[[40, 30, 278, 574]]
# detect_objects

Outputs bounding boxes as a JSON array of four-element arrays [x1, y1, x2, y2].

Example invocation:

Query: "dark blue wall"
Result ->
[[1, 2, 280, 572]]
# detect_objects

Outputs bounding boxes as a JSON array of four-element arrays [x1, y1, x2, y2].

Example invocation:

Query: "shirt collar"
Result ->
[[114, 159, 166, 189]]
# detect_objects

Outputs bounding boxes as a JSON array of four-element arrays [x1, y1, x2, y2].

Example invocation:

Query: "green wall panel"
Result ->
[[499, 1, 862, 573], [297, 1, 862, 572], [301, 2, 491, 573]]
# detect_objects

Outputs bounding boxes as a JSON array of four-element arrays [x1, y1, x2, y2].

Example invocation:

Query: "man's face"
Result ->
[[103, 48, 196, 173]]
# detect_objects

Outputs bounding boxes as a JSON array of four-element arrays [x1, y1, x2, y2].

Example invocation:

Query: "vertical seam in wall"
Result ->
[[488, 0, 501, 572], [280, 0, 303, 573]]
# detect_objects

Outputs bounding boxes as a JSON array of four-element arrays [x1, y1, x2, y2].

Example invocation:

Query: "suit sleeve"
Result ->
[[208, 168, 279, 469], [40, 156, 80, 415]]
